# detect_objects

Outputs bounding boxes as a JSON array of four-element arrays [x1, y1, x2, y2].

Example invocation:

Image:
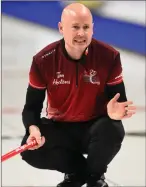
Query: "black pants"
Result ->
[[21, 116, 125, 178]]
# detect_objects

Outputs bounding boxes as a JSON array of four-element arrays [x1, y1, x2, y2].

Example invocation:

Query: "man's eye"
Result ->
[[84, 26, 89, 29], [73, 26, 79, 29]]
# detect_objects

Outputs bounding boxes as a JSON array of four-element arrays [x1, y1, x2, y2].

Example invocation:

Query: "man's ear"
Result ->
[[58, 22, 63, 34]]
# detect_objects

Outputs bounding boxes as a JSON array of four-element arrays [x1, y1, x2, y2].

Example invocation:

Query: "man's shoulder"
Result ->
[[91, 38, 119, 55], [33, 39, 61, 61]]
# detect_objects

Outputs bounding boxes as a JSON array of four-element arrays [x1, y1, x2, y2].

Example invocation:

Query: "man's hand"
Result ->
[[26, 125, 45, 150], [107, 93, 136, 120]]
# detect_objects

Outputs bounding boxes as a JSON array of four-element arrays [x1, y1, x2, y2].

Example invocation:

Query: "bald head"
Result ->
[[58, 2, 93, 56], [61, 3, 93, 23]]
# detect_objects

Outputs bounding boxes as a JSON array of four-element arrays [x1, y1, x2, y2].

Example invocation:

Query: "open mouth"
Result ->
[[74, 39, 86, 44]]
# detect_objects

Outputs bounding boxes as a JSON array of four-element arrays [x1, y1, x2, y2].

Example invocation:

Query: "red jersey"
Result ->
[[29, 38, 123, 122]]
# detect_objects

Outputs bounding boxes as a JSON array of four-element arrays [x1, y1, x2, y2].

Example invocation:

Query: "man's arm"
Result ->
[[22, 85, 46, 132], [105, 82, 136, 120], [105, 52, 136, 120], [106, 81, 127, 102]]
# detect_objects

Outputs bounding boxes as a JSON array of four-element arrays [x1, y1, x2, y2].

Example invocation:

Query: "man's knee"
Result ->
[[20, 147, 70, 171], [90, 116, 125, 143], [20, 136, 86, 173]]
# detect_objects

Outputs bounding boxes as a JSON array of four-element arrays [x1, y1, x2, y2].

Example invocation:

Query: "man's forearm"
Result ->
[[106, 82, 127, 102], [22, 85, 46, 130]]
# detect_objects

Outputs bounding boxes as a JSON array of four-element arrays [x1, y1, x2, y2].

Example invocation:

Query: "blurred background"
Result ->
[[1, 1, 146, 186]]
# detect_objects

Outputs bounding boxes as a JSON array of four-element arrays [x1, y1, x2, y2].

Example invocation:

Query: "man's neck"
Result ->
[[65, 43, 85, 60]]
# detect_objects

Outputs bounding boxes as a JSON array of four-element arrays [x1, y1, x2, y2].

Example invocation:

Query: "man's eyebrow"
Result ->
[[72, 23, 80, 25]]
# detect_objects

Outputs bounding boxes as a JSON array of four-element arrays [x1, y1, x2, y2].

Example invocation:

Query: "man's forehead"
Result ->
[[66, 13, 93, 24]]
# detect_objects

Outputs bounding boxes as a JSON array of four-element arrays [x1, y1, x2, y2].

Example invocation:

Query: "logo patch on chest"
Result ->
[[83, 69, 100, 85]]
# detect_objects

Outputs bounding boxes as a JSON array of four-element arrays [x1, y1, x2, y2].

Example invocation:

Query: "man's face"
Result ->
[[59, 12, 93, 51]]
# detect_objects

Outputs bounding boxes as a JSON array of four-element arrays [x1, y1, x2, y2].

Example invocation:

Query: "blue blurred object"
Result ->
[[2, 1, 145, 55]]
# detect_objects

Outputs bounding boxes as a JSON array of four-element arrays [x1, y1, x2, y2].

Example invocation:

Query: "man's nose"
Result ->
[[77, 29, 85, 37]]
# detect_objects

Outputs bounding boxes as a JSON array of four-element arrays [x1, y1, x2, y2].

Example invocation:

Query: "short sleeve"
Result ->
[[29, 57, 46, 89], [107, 52, 123, 86]]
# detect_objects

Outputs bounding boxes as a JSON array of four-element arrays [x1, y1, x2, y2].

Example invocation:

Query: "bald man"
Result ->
[[21, 3, 136, 187]]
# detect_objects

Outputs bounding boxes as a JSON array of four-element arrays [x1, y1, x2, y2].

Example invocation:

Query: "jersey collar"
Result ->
[[60, 38, 88, 64]]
